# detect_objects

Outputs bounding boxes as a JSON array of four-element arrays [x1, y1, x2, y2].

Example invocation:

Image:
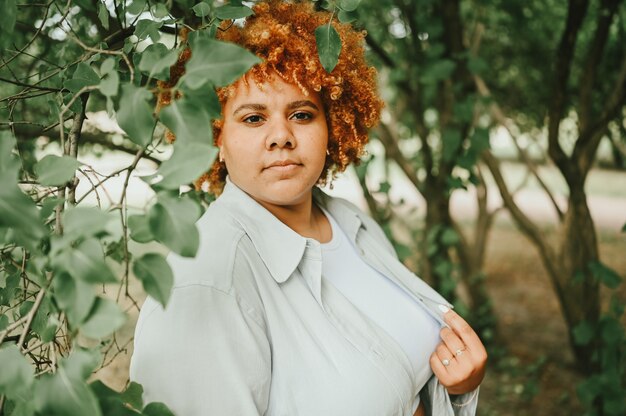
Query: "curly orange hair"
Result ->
[[159, 0, 383, 195]]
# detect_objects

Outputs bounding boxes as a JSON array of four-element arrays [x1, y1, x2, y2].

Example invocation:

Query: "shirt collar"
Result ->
[[217, 176, 366, 284]]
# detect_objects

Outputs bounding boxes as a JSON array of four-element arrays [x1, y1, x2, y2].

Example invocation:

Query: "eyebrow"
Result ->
[[232, 100, 320, 116]]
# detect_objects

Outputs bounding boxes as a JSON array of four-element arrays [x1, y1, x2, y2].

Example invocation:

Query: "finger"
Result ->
[[440, 308, 483, 351], [440, 327, 466, 358], [434, 343, 455, 371], [430, 351, 452, 383]]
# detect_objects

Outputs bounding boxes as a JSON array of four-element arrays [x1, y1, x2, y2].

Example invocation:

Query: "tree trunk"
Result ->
[[557, 188, 600, 373], [422, 184, 456, 299]]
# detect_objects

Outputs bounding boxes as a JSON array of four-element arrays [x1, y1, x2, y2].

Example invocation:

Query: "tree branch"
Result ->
[[481, 151, 559, 278], [547, 0, 590, 186], [577, 0, 621, 132], [575, 50, 626, 174], [364, 33, 396, 69], [474, 75, 564, 220], [375, 122, 424, 194]]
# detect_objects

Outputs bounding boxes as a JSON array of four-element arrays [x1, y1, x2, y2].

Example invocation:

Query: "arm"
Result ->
[[130, 284, 271, 416]]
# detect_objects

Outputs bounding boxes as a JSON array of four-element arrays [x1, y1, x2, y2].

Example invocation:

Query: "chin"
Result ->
[[259, 179, 316, 206]]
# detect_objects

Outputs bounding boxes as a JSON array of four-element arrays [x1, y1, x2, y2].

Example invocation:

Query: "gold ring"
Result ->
[[455, 348, 465, 357]]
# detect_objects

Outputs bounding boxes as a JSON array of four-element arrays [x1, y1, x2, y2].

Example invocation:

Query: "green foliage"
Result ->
[[133, 253, 174, 308], [117, 84, 157, 147], [0, 1, 281, 413], [214, 5, 254, 20], [148, 194, 202, 257], [573, 262, 626, 416], [34, 155, 81, 186], [0, 344, 34, 401], [181, 37, 261, 89], [315, 24, 342, 73]]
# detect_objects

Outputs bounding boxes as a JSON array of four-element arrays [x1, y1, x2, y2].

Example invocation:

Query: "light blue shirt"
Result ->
[[130, 177, 480, 415], [319, 206, 442, 414]]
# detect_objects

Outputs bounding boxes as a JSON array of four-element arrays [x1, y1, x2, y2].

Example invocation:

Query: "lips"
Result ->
[[265, 159, 301, 169]]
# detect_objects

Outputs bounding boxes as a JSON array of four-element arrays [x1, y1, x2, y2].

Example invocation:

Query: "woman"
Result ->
[[130, 1, 487, 415]]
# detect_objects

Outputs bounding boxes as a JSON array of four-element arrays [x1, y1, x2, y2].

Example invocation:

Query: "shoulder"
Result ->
[[165, 198, 256, 293]]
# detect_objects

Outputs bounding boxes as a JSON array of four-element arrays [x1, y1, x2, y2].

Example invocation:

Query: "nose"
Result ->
[[265, 118, 296, 150]]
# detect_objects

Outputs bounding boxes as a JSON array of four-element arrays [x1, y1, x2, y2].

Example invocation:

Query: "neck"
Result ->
[[256, 191, 321, 239], [257, 192, 330, 242]]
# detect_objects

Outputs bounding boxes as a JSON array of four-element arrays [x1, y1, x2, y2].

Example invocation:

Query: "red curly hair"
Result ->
[[159, 0, 383, 195]]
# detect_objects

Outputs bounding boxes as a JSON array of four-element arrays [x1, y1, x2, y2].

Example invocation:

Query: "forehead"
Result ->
[[224, 73, 322, 107]]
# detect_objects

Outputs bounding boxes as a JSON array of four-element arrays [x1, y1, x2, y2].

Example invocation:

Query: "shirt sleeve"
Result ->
[[130, 284, 272, 416]]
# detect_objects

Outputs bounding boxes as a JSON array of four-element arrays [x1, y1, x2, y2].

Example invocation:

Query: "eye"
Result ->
[[243, 114, 264, 124], [290, 111, 313, 121]]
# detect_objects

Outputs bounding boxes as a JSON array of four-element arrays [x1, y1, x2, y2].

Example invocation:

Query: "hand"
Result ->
[[429, 307, 487, 395]]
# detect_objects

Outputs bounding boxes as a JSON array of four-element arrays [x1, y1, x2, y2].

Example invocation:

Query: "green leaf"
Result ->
[[600, 318, 624, 344], [315, 24, 342, 73], [138, 43, 179, 81], [0, 0, 17, 38], [100, 57, 116, 75], [149, 195, 201, 257], [53, 238, 117, 284], [181, 38, 261, 89], [440, 228, 459, 246], [377, 181, 391, 193], [572, 320, 595, 346], [151, 3, 169, 18], [420, 59, 456, 84], [34, 154, 81, 186], [0, 273, 20, 306], [622, 222, 626, 232], [338, 9, 357, 23], [589, 261, 623, 289], [215, 5, 254, 20], [128, 214, 155, 243], [339, 0, 361, 12], [64, 62, 100, 93], [0, 131, 20, 177], [192, 2, 211, 17], [0, 182, 45, 244], [442, 128, 463, 162], [470, 127, 490, 153], [127, 0, 147, 14], [117, 84, 156, 147], [99, 70, 119, 97], [133, 253, 174, 307], [467, 56, 488, 75], [33, 350, 102, 416], [134, 19, 163, 42], [52, 272, 96, 327], [63, 348, 100, 380], [80, 297, 126, 339], [121, 381, 144, 410], [151, 141, 217, 189], [62, 207, 112, 241], [159, 93, 214, 144], [143, 402, 176, 416], [97, 2, 109, 30], [0, 344, 34, 400], [433, 260, 453, 279]]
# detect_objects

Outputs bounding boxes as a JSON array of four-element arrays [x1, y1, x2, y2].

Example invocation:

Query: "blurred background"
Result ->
[[1, 0, 625, 415]]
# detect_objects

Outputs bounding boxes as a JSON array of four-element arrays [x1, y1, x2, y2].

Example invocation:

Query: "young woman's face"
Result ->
[[218, 75, 329, 207]]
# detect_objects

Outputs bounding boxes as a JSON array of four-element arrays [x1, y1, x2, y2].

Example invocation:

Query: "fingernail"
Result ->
[[438, 304, 450, 314]]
